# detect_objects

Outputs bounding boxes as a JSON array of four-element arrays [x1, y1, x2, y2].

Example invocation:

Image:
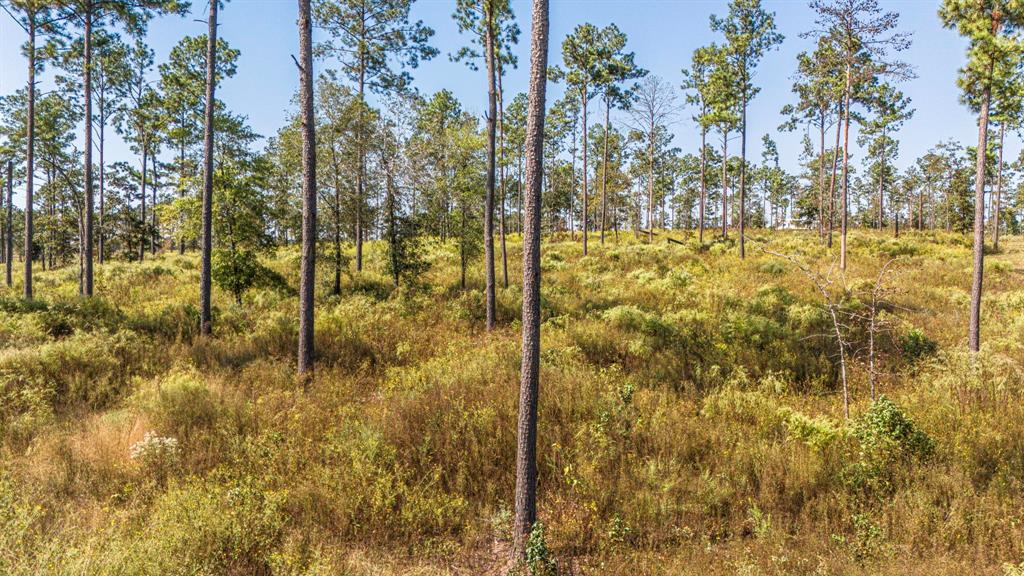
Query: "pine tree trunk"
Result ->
[[568, 138, 575, 240], [699, 126, 706, 244], [818, 108, 825, 240], [151, 153, 158, 254], [827, 102, 841, 249], [330, 140, 343, 296], [992, 123, 1004, 250], [355, 64, 366, 272], [140, 146, 148, 261], [738, 92, 747, 259], [199, 0, 218, 335], [721, 133, 728, 238], [512, 0, 548, 562], [968, 76, 992, 353], [24, 21, 35, 299], [498, 71, 509, 289], [484, 10, 497, 331], [297, 0, 317, 379], [878, 135, 885, 232], [83, 9, 95, 296], [5, 162, 11, 287], [600, 98, 610, 244], [99, 119, 105, 263], [840, 64, 851, 271], [581, 92, 589, 256]]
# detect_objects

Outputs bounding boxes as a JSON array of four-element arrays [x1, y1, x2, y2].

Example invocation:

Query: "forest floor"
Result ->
[[1, 229, 1024, 575]]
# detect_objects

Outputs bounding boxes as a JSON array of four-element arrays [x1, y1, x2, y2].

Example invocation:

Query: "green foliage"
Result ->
[[212, 249, 290, 304], [526, 523, 558, 576], [845, 396, 934, 496], [899, 328, 938, 363]]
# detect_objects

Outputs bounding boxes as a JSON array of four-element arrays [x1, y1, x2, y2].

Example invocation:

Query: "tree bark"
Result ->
[[5, 162, 11, 287], [827, 102, 841, 249], [99, 113, 106, 263], [511, 0, 548, 562], [600, 98, 610, 244], [199, 0, 218, 335], [992, 122, 1004, 250], [878, 131, 886, 232], [484, 7, 497, 331], [738, 91, 747, 258], [330, 138, 343, 296], [83, 9, 95, 296], [140, 146, 148, 261], [297, 0, 317, 379], [355, 54, 366, 272], [498, 69, 509, 289], [968, 75, 991, 353], [581, 90, 589, 255], [647, 121, 654, 244], [818, 107, 825, 239], [699, 125, 706, 244], [24, 20, 35, 299], [840, 64, 851, 270], [151, 153, 159, 254], [721, 133, 728, 238]]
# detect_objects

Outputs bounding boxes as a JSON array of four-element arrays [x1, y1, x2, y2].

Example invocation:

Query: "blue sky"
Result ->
[[0, 0, 1009, 181]]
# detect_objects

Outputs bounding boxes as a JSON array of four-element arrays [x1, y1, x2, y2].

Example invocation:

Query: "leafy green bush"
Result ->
[[213, 249, 290, 305], [844, 396, 934, 496], [899, 328, 938, 363]]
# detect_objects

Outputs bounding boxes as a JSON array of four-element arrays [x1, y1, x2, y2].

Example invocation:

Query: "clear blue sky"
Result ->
[[0, 0, 1010, 182]]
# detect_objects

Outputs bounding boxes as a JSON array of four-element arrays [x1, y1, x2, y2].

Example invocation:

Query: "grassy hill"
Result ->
[[1, 229, 1023, 575]]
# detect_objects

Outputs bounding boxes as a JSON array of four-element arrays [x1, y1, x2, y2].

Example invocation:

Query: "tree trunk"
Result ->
[[568, 137, 575, 240], [721, 133, 728, 238], [99, 118, 105, 263], [699, 126, 706, 244], [738, 92, 747, 259], [968, 76, 991, 353], [24, 20, 35, 299], [484, 10, 497, 331], [385, 157, 399, 287], [355, 63, 366, 272], [600, 98, 610, 244], [83, 9, 95, 296], [647, 124, 654, 244], [840, 64, 851, 270], [330, 139, 343, 296], [818, 108, 825, 240], [581, 91, 589, 255], [918, 186, 924, 230], [498, 70, 509, 289], [878, 132, 886, 232], [5, 162, 11, 287], [827, 102, 841, 249], [992, 122, 1004, 250], [140, 146, 148, 261], [460, 203, 467, 289], [199, 0, 218, 335], [297, 0, 317, 379], [151, 153, 159, 254], [511, 0, 548, 562]]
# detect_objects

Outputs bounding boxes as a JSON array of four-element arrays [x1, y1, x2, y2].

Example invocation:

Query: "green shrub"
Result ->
[[899, 328, 937, 363], [844, 396, 934, 496]]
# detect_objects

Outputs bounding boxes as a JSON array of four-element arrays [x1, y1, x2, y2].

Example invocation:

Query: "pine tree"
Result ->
[[711, 0, 782, 258], [940, 0, 1024, 352], [512, 0, 548, 564], [314, 0, 437, 273]]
